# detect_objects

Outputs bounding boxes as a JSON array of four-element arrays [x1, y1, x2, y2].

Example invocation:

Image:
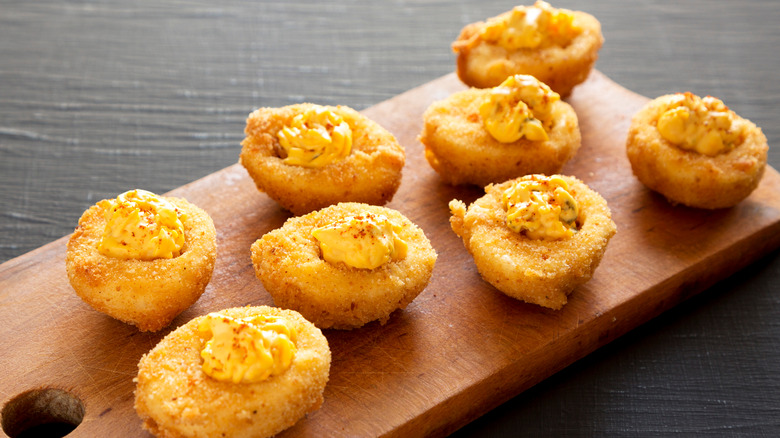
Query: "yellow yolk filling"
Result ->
[[479, 74, 560, 143], [198, 313, 297, 384], [277, 107, 352, 167], [97, 189, 186, 260], [311, 213, 408, 270], [503, 175, 578, 240], [481, 1, 580, 50], [656, 92, 748, 156]]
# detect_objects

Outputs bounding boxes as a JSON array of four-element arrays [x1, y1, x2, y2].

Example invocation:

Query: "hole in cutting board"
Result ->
[[1, 388, 85, 438]]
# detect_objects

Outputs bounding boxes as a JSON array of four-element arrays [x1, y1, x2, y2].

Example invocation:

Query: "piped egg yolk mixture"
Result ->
[[656, 92, 748, 156], [311, 213, 408, 270], [479, 74, 560, 143], [503, 175, 578, 240], [277, 107, 352, 167], [198, 313, 297, 384], [98, 189, 186, 260], [481, 1, 580, 50]]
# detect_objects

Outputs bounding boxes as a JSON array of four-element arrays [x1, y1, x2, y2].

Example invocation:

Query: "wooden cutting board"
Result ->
[[2, 71, 780, 437]]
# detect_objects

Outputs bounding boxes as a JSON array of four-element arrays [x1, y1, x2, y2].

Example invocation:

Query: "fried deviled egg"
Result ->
[[626, 92, 768, 209], [240, 104, 405, 215], [420, 74, 580, 186], [66, 189, 217, 332], [450, 174, 615, 309], [452, 1, 603, 97], [251, 202, 437, 329], [134, 306, 331, 438]]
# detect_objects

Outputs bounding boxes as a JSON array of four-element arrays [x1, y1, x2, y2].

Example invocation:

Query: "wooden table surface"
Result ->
[[1, 1, 778, 436]]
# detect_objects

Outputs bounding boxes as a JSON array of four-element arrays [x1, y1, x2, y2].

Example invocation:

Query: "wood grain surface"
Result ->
[[2, 1, 779, 437], [1, 70, 779, 437]]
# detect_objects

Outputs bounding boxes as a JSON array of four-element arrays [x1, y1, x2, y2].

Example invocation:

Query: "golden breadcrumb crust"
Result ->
[[134, 306, 331, 438], [239, 103, 405, 216], [626, 94, 768, 209], [251, 203, 437, 329], [452, 7, 603, 97], [66, 196, 217, 332], [419, 87, 580, 187], [450, 175, 615, 309]]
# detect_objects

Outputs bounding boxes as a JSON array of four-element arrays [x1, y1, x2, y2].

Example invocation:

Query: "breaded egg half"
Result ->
[[450, 175, 615, 309], [251, 202, 437, 329], [626, 93, 768, 209], [134, 306, 331, 438], [419, 84, 580, 187], [66, 195, 216, 332], [452, 2, 603, 97], [239, 103, 405, 216]]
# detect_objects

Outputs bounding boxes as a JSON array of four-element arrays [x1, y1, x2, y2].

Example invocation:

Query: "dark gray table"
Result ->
[[2, 1, 778, 436]]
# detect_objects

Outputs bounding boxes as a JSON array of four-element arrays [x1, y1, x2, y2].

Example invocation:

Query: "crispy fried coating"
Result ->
[[450, 175, 615, 309], [626, 94, 768, 209], [66, 196, 216, 332], [134, 306, 331, 438], [419, 88, 580, 187], [251, 203, 437, 329], [239, 103, 405, 216], [452, 5, 603, 97]]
